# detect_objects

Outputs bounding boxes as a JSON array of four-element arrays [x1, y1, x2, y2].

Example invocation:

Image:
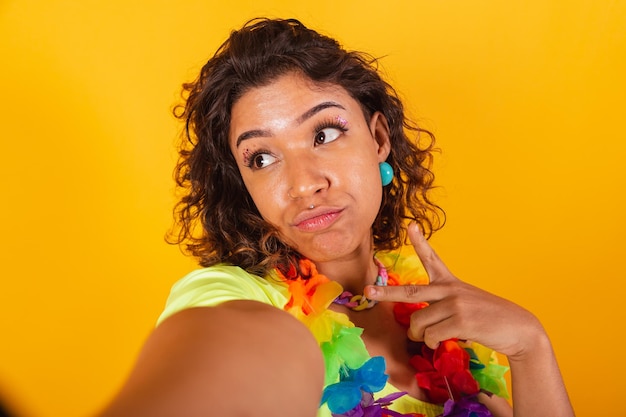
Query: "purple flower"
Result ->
[[332, 391, 415, 417], [440, 395, 491, 417]]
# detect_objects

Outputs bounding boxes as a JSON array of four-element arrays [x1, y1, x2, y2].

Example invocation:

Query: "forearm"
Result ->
[[508, 328, 574, 417], [96, 302, 324, 417]]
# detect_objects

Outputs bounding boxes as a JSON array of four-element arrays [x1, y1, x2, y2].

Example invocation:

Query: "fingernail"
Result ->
[[365, 286, 378, 298], [409, 222, 424, 236]]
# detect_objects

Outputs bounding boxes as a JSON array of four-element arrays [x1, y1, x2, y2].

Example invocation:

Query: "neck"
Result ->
[[313, 247, 379, 294]]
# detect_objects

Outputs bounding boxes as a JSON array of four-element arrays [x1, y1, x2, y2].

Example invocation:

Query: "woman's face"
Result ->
[[229, 72, 391, 263]]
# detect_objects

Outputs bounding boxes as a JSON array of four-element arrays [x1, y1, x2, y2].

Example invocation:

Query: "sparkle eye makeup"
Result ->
[[242, 148, 252, 163], [242, 148, 256, 166], [242, 147, 257, 167], [242, 147, 276, 169], [336, 115, 347, 127], [313, 115, 349, 135]]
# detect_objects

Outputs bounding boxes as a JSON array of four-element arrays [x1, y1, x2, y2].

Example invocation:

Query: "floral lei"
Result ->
[[276, 253, 510, 417]]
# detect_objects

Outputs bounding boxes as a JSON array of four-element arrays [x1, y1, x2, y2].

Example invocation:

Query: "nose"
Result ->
[[286, 157, 329, 200]]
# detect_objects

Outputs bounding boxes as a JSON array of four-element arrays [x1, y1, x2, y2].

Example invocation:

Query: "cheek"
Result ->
[[349, 153, 381, 187], [242, 175, 285, 222], [341, 156, 383, 211]]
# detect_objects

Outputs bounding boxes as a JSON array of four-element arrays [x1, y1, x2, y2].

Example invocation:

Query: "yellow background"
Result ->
[[1, 1, 624, 416]]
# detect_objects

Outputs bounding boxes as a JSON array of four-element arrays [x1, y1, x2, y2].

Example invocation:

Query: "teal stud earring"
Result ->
[[379, 161, 394, 186]]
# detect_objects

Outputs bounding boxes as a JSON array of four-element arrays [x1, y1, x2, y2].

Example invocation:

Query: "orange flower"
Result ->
[[281, 259, 343, 316], [279, 259, 349, 343]]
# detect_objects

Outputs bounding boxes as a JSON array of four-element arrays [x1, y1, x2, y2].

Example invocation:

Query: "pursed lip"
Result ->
[[291, 206, 344, 232]]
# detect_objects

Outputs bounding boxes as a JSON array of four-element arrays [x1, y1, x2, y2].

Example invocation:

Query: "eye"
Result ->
[[248, 152, 277, 169], [314, 127, 342, 146]]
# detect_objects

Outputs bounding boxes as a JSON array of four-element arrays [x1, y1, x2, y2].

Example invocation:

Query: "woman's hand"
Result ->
[[365, 223, 575, 416], [365, 222, 544, 360]]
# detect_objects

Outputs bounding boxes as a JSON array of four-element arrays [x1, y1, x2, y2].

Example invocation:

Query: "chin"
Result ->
[[300, 235, 362, 263]]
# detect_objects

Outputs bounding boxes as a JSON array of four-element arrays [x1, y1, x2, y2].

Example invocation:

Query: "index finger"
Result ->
[[364, 282, 441, 303], [407, 222, 453, 283]]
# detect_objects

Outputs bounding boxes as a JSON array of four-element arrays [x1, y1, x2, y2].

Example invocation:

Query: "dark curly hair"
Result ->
[[169, 17, 444, 276]]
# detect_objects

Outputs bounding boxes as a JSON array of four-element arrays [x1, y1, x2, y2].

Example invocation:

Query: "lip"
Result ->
[[292, 207, 344, 232]]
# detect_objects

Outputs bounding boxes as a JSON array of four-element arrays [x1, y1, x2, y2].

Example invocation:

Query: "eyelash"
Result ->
[[244, 148, 272, 169], [313, 118, 348, 140], [243, 117, 349, 169]]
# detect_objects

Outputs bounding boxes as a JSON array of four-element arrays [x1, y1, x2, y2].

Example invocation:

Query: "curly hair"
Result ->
[[169, 17, 444, 276]]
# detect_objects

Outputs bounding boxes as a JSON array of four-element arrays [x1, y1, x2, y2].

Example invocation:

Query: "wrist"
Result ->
[[507, 317, 552, 363]]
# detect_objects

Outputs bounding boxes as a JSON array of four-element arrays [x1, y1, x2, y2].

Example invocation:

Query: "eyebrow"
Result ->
[[235, 101, 346, 147]]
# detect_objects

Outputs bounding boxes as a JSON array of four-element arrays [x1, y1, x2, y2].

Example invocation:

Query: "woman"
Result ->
[[97, 18, 574, 417]]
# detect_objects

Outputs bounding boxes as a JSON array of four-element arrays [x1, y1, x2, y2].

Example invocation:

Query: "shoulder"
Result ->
[[158, 264, 289, 325]]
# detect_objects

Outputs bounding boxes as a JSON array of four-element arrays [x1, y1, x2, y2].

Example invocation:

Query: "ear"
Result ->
[[369, 111, 392, 162]]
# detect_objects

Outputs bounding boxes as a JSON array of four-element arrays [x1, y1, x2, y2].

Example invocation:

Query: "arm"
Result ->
[[506, 320, 573, 416], [97, 301, 324, 417], [365, 223, 574, 417]]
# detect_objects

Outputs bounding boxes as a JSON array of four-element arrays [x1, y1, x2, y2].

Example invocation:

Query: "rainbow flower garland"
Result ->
[[276, 255, 510, 417]]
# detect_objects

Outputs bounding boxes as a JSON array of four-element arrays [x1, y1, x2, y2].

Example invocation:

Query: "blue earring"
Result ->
[[379, 161, 394, 186]]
